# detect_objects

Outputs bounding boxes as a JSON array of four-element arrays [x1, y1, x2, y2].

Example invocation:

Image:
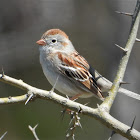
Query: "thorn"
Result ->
[[77, 121, 82, 129], [76, 115, 80, 120], [60, 109, 66, 121], [1, 66, 4, 77], [66, 95, 70, 99], [49, 75, 60, 93], [136, 38, 140, 42], [97, 104, 100, 108], [115, 11, 133, 16], [34, 124, 39, 129], [120, 81, 130, 85], [25, 92, 34, 105], [8, 96, 12, 99], [115, 44, 128, 53], [108, 131, 116, 140], [97, 104, 104, 112], [19, 79, 23, 82], [72, 98, 78, 102], [130, 116, 136, 130], [60, 108, 73, 121], [84, 102, 90, 106], [70, 126, 74, 129], [66, 95, 78, 102], [66, 133, 70, 138], [69, 115, 75, 126], [72, 134, 75, 140], [78, 106, 82, 113], [0, 131, 7, 140]]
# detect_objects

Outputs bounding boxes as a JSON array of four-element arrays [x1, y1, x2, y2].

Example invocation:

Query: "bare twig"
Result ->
[[115, 11, 133, 16], [0, 75, 140, 139], [28, 124, 39, 140], [0, 74, 140, 139], [66, 112, 81, 140], [131, 0, 140, 30], [0, 94, 28, 104], [101, 0, 140, 112], [0, 131, 7, 140]]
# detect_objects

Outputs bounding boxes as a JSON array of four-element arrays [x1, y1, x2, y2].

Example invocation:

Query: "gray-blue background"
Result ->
[[0, 0, 140, 139]]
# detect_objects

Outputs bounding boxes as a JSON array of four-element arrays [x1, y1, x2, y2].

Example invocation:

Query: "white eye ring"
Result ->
[[51, 38, 57, 43]]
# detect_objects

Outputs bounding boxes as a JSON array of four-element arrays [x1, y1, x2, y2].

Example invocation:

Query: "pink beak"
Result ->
[[36, 39, 46, 46]]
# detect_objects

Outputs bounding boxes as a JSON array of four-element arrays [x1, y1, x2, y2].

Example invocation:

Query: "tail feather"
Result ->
[[119, 87, 140, 100]]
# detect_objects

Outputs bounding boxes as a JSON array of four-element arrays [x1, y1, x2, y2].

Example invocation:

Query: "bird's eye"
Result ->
[[52, 39, 57, 43]]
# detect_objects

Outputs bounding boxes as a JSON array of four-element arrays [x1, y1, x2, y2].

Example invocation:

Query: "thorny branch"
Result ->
[[66, 111, 82, 140], [100, 0, 140, 112], [0, 1, 140, 140]]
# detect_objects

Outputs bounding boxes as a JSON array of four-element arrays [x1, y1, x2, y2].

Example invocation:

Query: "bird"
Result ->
[[36, 29, 140, 101]]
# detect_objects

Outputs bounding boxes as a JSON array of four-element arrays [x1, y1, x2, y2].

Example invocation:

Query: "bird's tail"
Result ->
[[118, 87, 140, 100]]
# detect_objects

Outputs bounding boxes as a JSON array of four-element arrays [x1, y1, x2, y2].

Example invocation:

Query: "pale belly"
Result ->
[[40, 53, 93, 98]]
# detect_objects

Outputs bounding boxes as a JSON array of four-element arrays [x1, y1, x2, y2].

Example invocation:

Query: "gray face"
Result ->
[[41, 34, 76, 54], [42, 34, 65, 50]]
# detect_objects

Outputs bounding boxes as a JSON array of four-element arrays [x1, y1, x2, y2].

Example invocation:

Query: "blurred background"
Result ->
[[0, 0, 140, 139]]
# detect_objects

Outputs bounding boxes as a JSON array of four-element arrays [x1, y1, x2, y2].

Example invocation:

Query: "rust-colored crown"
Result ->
[[41, 29, 69, 39]]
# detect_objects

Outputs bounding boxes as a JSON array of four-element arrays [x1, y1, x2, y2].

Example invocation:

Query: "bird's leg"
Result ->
[[65, 93, 84, 112], [69, 93, 84, 101], [61, 93, 84, 118]]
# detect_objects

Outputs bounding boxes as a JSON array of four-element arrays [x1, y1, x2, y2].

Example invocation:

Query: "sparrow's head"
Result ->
[[36, 29, 75, 53]]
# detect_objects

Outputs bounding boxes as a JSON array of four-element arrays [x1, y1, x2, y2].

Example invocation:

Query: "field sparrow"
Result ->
[[36, 29, 140, 101]]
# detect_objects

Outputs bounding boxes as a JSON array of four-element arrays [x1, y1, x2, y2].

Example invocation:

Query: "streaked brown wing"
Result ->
[[57, 52, 104, 99]]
